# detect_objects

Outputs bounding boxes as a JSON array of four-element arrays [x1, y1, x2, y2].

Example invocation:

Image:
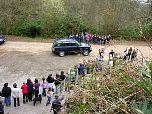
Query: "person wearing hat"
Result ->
[[0, 99, 4, 114], [12, 83, 20, 107], [51, 93, 64, 114]]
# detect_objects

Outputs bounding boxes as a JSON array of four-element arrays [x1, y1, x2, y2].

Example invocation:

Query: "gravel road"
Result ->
[[0, 41, 152, 114]]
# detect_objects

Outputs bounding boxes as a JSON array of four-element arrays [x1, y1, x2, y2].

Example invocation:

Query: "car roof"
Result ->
[[55, 38, 78, 43]]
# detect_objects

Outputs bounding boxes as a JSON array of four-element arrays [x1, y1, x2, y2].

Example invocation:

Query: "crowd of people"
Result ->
[[123, 47, 138, 61], [0, 64, 98, 114], [0, 46, 139, 114], [69, 32, 112, 45], [0, 71, 66, 114], [98, 47, 138, 62]]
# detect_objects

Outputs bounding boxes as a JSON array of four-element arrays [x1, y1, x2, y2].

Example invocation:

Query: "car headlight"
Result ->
[[0, 39, 2, 41]]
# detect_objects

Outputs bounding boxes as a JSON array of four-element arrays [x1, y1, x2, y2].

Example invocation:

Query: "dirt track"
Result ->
[[0, 41, 152, 114]]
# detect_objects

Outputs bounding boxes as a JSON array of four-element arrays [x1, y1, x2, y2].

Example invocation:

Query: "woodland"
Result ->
[[0, 0, 151, 39]]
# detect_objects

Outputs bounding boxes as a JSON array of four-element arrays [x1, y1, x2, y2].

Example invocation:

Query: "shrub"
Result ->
[[9, 19, 45, 38], [119, 25, 140, 40], [143, 22, 152, 40]]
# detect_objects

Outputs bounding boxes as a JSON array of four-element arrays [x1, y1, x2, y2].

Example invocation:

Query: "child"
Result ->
[[41, 78, 47, 96], [46, 88, 53, 106], [0, 99, 4, 114]]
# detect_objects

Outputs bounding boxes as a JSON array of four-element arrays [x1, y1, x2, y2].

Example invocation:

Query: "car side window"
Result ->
[[59, 43, 65, 46], [65, 43, 71, 46], [70, 43, 79, 46]]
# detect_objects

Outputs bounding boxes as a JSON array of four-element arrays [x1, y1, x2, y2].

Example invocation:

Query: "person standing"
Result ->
[[41, 78, 47, 96], [12, 83, 20, 107], [46, 88, 53, 106], [60, 71, 66, 92], [2, 83, 11, 106], [47, 74, 55, 83], [21, 82, 28, 104], [128, 47, 132, 60], [78, 63, 85, 76], [26, 78, 34, 102], [60, 71, 66, 81], [54, 74, 61, 94], [99, 48, 104, 59], [123, 48, 128, 60], [34, 79, 40, 98], [0, 99, 4, 114], [103, 36, 106, 45], [109, 49, 115, 58], [46, 74, 56, 92]]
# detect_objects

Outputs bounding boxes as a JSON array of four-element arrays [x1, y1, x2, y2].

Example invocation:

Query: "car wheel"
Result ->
[[59, 51, 65, 57], [83, 50, 89, 56]]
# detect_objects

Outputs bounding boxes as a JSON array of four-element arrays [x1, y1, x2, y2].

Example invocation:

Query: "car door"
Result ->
[[55, 42, 66, 52], [64, 42, 72, 53], [70, 42, 79, 53]]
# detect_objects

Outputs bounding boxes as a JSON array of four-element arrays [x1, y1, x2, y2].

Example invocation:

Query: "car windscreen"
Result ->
[[53, 42, 59, 47]]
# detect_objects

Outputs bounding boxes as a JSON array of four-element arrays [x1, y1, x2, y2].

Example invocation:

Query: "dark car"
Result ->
[[52, 38, 92, 57], [0, 35, 5, 44]]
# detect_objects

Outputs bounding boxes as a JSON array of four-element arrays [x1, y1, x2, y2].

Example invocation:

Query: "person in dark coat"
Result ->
[[55, 74, 61, 85], [47, 74, 55, 83], [51, 93, 64, 114], [2, 83, 11, 106], [109, 49, 115, 58], [26, 78, 34, 102], [78, 63, 85, 76], [60, 71, 66, 81], [54, 74, 61, 94]]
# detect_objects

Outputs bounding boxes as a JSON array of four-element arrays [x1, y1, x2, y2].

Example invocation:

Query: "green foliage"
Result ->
[[135, 61, 152, 95], [66, 99, 92, 113], [143, 22, 152, 40], [9, 15, 88, 38], [10, 19, 45, 38], [119, 22, 152, 40], [119, 25, 140, 40], [0, 0, 151, 39], [131, 98, 152, 114]]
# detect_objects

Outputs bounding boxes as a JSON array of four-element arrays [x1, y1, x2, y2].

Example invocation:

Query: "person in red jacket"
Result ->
[[21, 82, 28, 104]]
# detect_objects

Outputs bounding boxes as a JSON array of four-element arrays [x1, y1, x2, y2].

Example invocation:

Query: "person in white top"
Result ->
[[12, 83, 20, 107]]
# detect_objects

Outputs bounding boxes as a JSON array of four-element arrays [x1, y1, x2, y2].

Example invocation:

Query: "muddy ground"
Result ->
[[0, 40, 152, 114]]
